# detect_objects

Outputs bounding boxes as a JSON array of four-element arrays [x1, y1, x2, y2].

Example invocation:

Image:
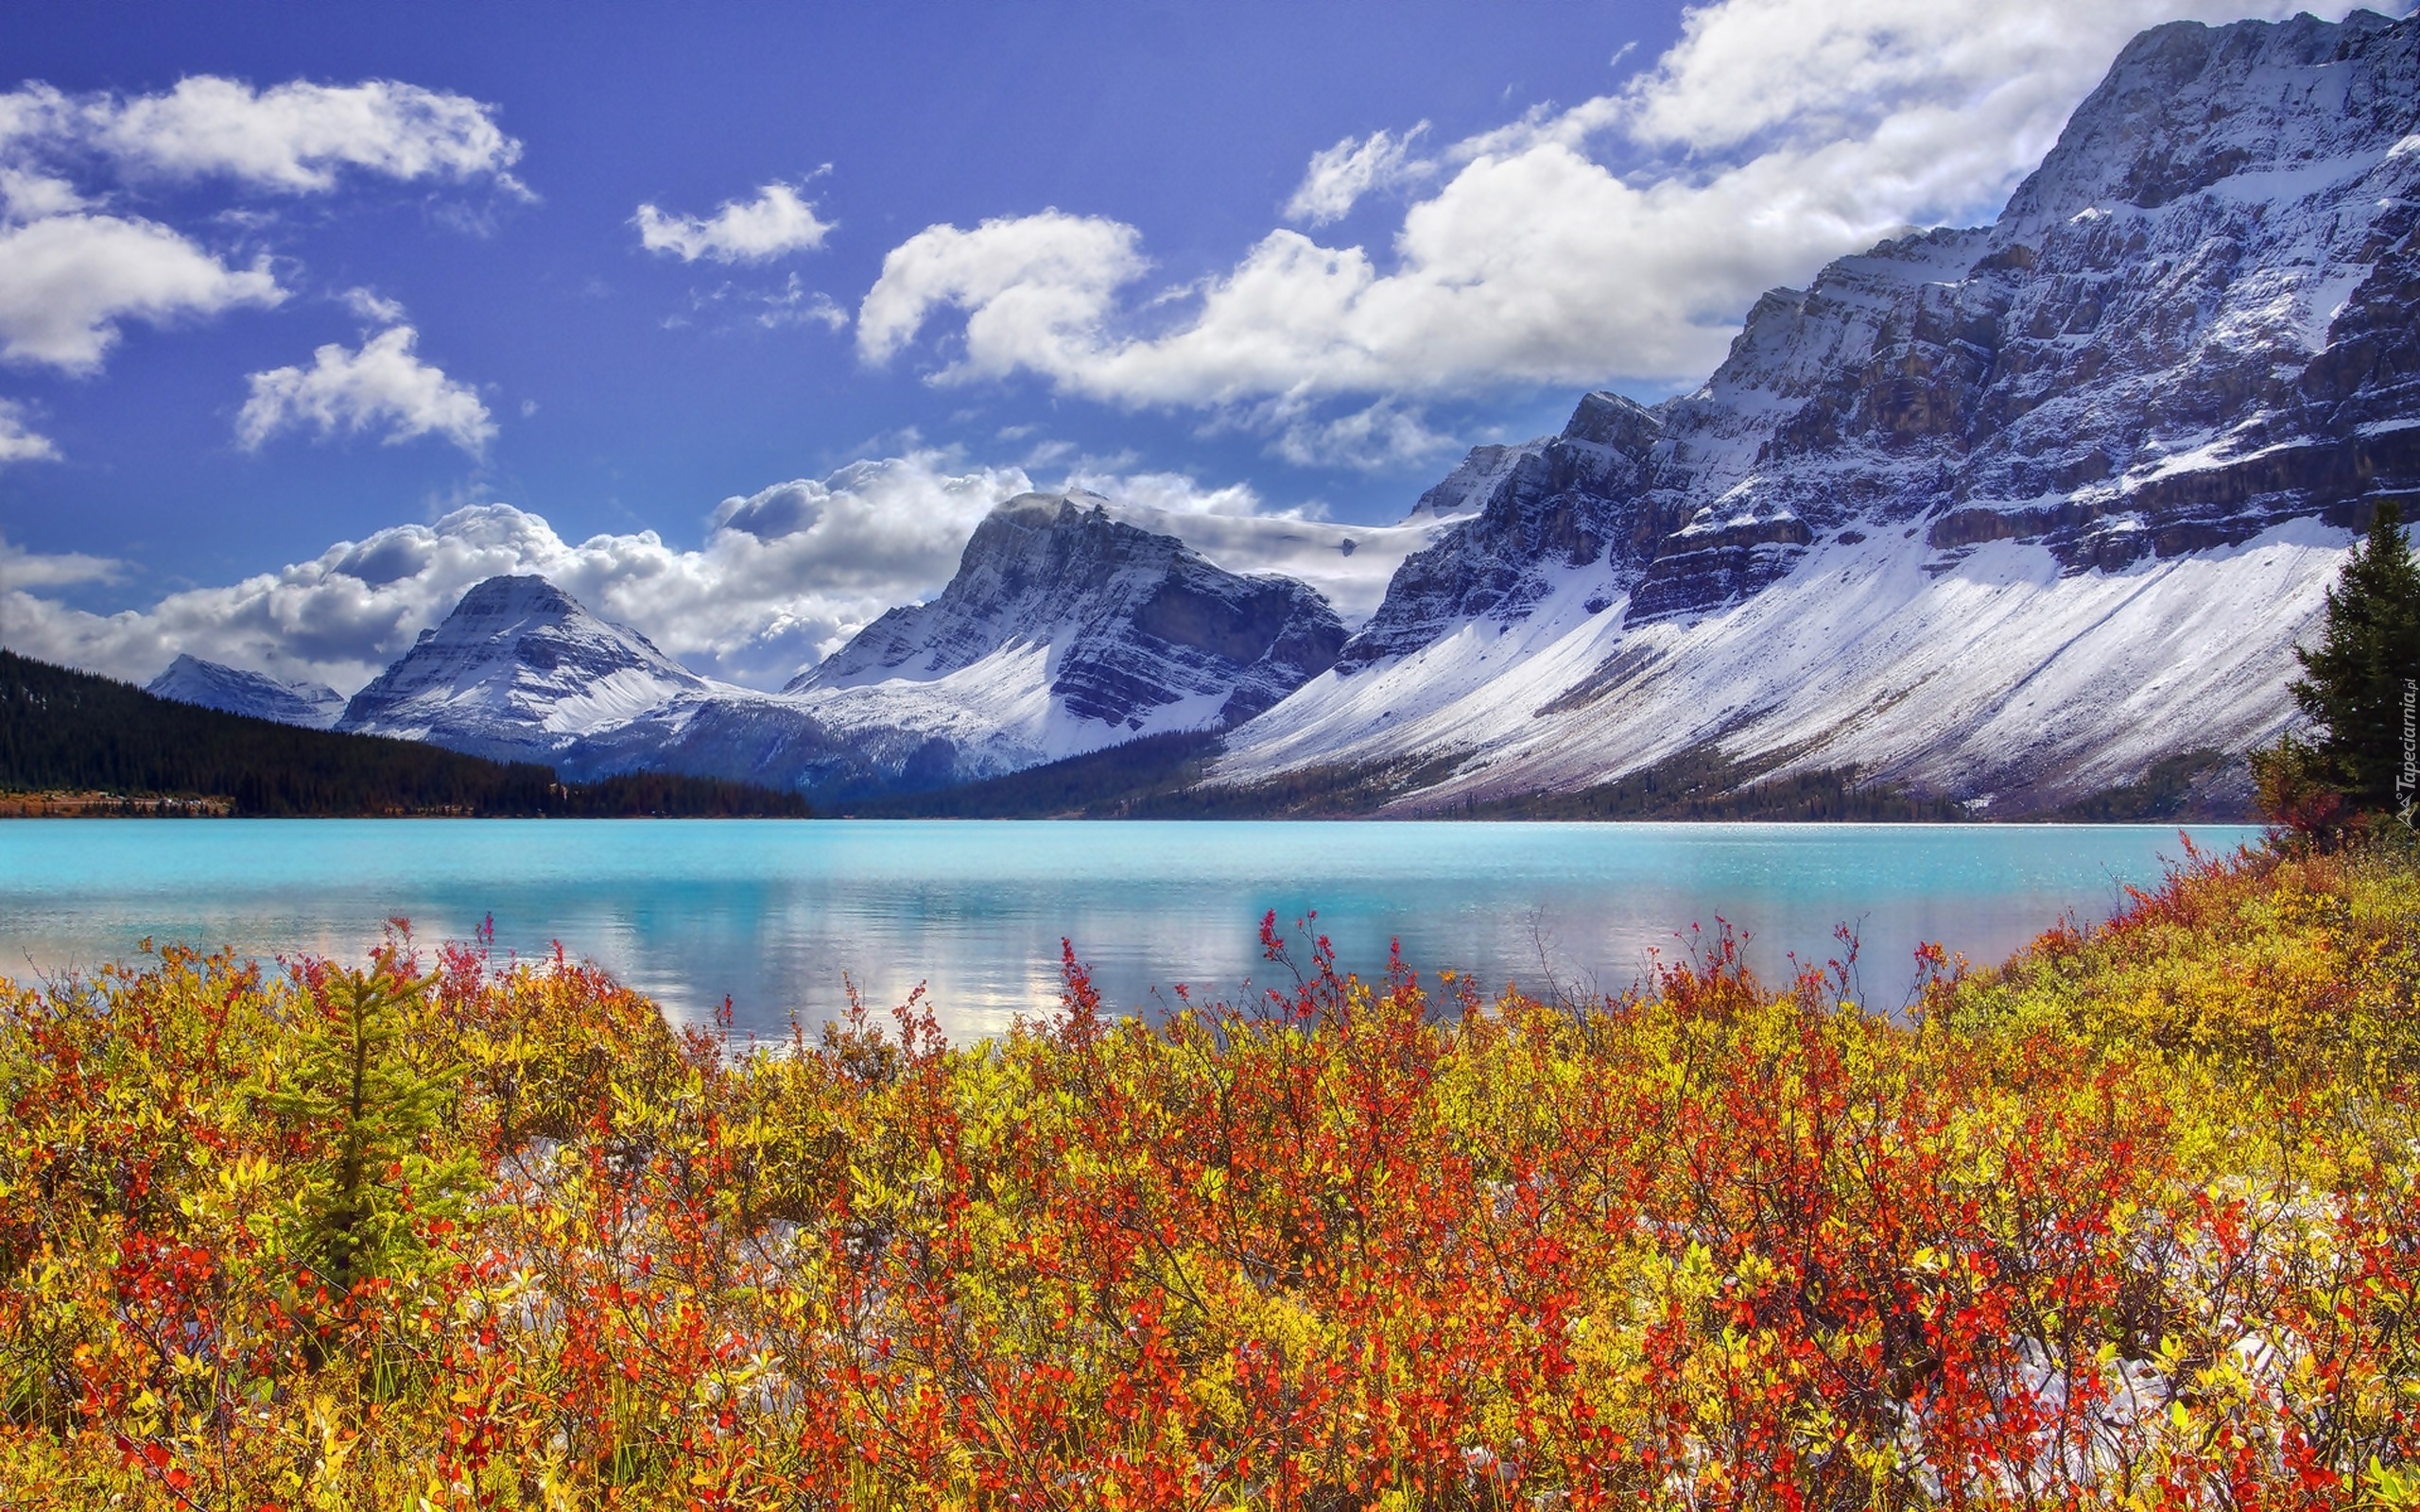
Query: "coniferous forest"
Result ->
[[0, 650, 808, 818]]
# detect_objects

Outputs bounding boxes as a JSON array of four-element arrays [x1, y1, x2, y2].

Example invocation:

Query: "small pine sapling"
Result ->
[[251, 963, 477, 1361]]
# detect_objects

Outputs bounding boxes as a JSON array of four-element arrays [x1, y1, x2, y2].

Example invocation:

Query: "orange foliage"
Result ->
[[2, 845, 2417, 1508]]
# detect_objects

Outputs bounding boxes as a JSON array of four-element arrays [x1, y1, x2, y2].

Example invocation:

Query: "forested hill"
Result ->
[[0, 650, 809, 817]]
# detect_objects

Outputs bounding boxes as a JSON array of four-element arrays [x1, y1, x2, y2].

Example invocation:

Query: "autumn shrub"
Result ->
[[1, 840, 2416, 1508]]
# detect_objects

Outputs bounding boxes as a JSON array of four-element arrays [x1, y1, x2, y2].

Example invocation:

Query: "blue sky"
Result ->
[[0, 0, 2385, 692]]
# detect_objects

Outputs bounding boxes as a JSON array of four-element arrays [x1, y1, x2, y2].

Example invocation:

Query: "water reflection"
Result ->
[[0, 818, 2254, 1041]]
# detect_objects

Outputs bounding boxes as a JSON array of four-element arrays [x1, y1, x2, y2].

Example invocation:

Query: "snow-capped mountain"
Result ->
[[315, 494, 1450, 798], [337, 575, 707, 765], [291, 12, 2419, 816], [146, 654, 346, 729], [571, 492, 1353, 796], [794, 492, 1345, 724], [1219, 10, 2420, 814]]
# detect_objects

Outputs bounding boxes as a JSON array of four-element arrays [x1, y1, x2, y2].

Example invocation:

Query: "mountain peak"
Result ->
[[147, 653, 346, 729], [452, 573, 582, 619], [795, 488, 1345, 706], [1999, 9, 2418, 233], [1227, 8, 2419, 816], [337, 574, 703, 764], [699, 490, 1351, 794]]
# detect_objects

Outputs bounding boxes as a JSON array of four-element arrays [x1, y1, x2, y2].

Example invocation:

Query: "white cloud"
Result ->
[[340, 285, 406, 323], [1284, 124, 1434, 226], [860, 0, 2365, 418], [857, 211, 1147, 371], [0, 399, 60, 465], [635, 181, 833, 264], [759, 279, 850, 332], [0, 454, 1441, 694], [0, 164, 83, 221], [78, 77, 524, 195], [0, 75, 518, 377], [0, 212, 282, 372], [1061, 467, 1272, 520], [0, 533, 116, 589], [237, 325, 495, 455], [0, 455, 1039, 693], [1266, 398, 1455, 472]]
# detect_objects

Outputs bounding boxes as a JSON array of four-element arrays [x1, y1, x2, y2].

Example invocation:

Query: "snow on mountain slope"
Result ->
[[566, 493, 1355, 796], [337, 575, 707, 765], [1220, 9, 2419, 813], [1223, 519, 2351, 810], [146, 653, 346, 729]]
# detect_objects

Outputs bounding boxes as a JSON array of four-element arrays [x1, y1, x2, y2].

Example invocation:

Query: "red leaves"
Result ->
[[9, 854, 2420, 1506]]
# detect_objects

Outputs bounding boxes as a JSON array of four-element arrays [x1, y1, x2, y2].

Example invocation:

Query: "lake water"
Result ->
[[0, 819, 2256, 1040]]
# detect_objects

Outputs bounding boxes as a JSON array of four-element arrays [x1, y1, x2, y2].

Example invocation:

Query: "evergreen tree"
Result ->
[[2288, 499, 2420, 817], [254, 966, 476, 1324]]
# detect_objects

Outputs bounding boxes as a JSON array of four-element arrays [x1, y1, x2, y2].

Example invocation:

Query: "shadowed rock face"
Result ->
[[1351, 9, 2420, 655], [794, 493, 1344, 730], [1340, 393, 1674, 669]]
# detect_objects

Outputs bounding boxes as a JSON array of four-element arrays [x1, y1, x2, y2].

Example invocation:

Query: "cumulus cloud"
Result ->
[[1266, 398, 1455, 472], [0, 455, 1437, 695], [0, 212, 281, 372], [860, 0, 2364, 416], [0, 399, 60, 465], [1284, 124, 1435, 226], [0, 75, 520, 377], [60, 77, 523, 195], [237, 325, 495, 455], [0, 164, 82, 221], [857, 211, 1147, 371], [635, 181, 833, 264], [0, 455, 1039, 693]]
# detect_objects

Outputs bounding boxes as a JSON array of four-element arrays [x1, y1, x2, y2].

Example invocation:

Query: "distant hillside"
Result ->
[[0, 650, 809, 818]]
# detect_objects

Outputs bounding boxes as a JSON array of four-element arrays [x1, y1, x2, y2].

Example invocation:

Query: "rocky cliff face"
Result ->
[[1223, 10, 2420, 814], [1340, 392, 1671, 668], [337, 575, 705, 765], [797, 493, 1345, 728], [1357, 10, 2420, 648], [146, 654, 345, 729], [562, 494, 1350, 797]]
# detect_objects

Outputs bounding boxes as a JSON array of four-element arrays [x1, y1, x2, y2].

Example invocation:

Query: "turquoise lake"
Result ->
[[0, 819, 2256, 1040]]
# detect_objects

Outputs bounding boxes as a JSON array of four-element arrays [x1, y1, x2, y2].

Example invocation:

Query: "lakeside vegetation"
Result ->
[[2, 831, 2414, 1507], [0, 650, 809, 817]]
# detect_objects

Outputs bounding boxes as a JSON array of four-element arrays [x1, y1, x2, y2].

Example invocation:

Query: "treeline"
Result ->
[[0, 649, 808, 817]]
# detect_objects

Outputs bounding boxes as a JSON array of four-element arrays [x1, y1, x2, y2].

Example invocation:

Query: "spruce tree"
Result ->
[[255, 966, 475, 1314], [2289, 499, 2420, 817]]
